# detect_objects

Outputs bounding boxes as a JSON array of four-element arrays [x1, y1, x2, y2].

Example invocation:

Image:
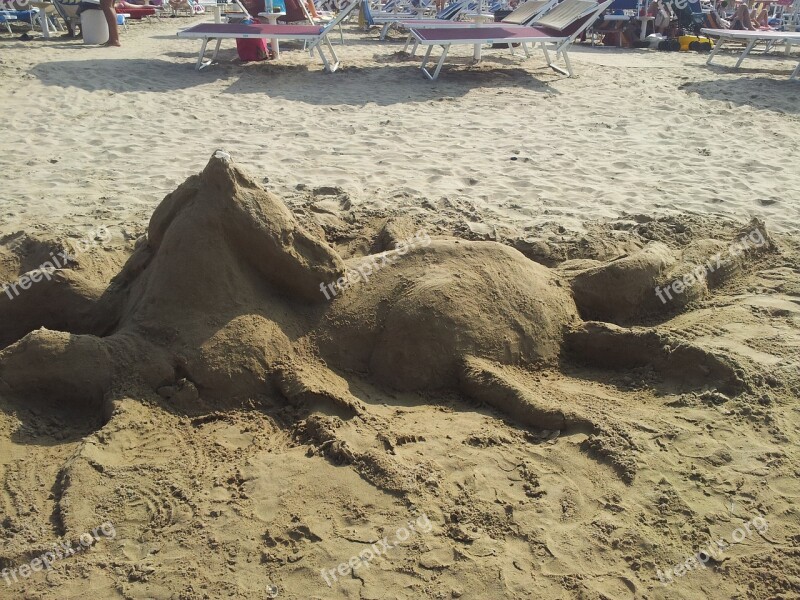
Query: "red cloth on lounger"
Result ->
[[277, 0, 306, 23], [115, 4, 156, 18]]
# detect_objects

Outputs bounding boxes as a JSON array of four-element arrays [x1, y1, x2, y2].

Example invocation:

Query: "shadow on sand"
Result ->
[[29, 50, 561, 105], [680, 65, 800, 115]]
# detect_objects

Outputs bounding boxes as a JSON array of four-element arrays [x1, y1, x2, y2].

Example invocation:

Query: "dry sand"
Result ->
[[1, 14, 799, 600]]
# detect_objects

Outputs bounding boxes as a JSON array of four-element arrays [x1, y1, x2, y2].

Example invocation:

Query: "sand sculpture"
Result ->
[[0, 152, 774, 482]]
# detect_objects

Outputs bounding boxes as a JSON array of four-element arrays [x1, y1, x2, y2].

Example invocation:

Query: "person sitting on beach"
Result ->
[[115, 0, 158, 7], [730, 0, 755, 29], [751, 2, 769, 27], [305, 0, 321, 19], [709, 0, 731, 27], [649, 0, 673, 34], [168, 0, 202, 13]]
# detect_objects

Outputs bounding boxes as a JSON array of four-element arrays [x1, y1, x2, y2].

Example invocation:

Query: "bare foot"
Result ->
[[103, 40, 122, 46]]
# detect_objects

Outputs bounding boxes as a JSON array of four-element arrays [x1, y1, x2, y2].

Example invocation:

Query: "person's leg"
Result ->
[[100, 0, 120, 45], [732, 4, 753, 29], [742, 5, 755, 28]]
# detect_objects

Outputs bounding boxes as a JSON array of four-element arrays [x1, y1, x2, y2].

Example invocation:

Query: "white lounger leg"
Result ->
[[791, 59, 800, 80], [403, 33, 413, 52], [706, 36, 726, 65], [543, 43, 572, 77], [196, 38, 209, 70], [541, 42, 552, 67], [196, 38, 222, 70], [420, 43, 450, 80], [507, 42, 530, 58], [420, 44, 435, 78], [560, 49, 573, 77], [380, 22, 391, 40], [315, 35, 341, 72], [735, 38, 758, 68]]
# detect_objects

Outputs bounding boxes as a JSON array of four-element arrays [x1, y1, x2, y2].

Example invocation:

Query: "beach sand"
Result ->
[[0, 15, 799, 600]]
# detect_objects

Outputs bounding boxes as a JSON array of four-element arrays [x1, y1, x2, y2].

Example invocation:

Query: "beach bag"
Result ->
[[236, 17, 270, 61]]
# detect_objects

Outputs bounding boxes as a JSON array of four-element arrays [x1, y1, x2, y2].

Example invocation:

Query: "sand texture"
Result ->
[[1, 15, 799, 600]]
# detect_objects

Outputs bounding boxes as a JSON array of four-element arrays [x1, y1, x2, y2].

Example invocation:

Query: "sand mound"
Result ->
[[318, 240, 581, 390], [567, 220, 775, 324]]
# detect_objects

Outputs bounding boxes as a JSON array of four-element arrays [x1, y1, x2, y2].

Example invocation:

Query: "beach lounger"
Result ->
[[52, 0, 81, 34], [177, 0, 359, 71], [0, 11, 18, 32], [410, 0, 613, 79], [395, 0, 558, 54], [395, 0, 559, 31], [701, 28, 800, 79]]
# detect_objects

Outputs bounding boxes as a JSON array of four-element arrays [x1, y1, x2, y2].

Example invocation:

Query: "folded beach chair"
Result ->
[[399, 0, 556, 29], [177, 0, 360, 71], [499, 0, 560, 25], [369, 0, 435, 19], [0, 11, 17, 32], [701, 28, 800, 79], [370, 0, 432, 16], [52, 0, 81, 34], [410, 0, 613, 79], [462, 0, 506, 21], [363, 0, 467, 39], [2, 7, 38, 25]]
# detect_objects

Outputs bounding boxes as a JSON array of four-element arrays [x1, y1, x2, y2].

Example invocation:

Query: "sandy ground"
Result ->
[[0, 13, 799, 600]]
